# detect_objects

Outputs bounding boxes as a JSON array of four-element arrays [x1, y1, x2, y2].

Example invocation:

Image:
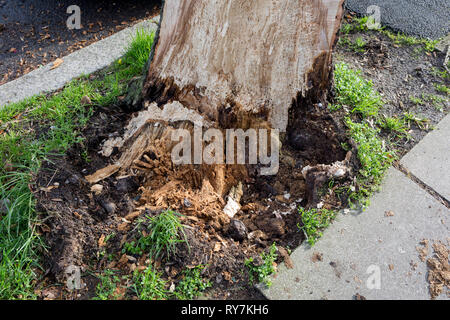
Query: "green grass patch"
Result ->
[[245, 243, 278, 288], [175, 265, 212, 300], [297, 208, 337, 246], [333, 62, 383, 118], [345, 118, 395, 207], [378, 115, 409, 137], [92, 269, 124, 300], [0, 28, 155, 299], [124, 209, 188, 260], [434, 84, 450, 95], [132, 265, 169, 300]]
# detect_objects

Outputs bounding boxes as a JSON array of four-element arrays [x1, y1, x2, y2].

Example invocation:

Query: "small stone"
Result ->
[[101, 201, 116, 215], [126, 255, 137, 263], [311, 252, 323, 263], [80, 95, 92, 105], [248, 230, 268, 241], [116, 177, 137, 193], [384, 210, 395, 217], [183, 198, 192, 208], [354, 293, 366, 300], [281, 155, 296, 168], [65, 174, 80, 185], [275, 194, 289, 203], [228, 219, 248, 241]]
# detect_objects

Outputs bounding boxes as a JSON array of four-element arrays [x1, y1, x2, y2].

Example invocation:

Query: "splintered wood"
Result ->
[[85, 101, 246, 228]]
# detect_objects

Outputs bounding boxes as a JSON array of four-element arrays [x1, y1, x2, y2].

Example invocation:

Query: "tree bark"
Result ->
[[143, 0, 344, 132]]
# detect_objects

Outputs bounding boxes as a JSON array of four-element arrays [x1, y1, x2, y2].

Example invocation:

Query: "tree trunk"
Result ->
[[86, 0, 347, 218], [143, 0, 344, 131]]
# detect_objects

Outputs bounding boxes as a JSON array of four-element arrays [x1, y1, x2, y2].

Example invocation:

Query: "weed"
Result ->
[[175, 265, 211, 300], [328, 103, 343, 112], [245, 243, 278, 287], [334, 62, 383, 118], [431, 67, 450, 80], [409, 95, 425, 105], [345, 118, 395, 207], [378, 116, 408, 137], [402, 112, 430, 130], [92, 269, 123, 300], [352, 37, 367, 53], [434, 84, 450, 95], [297, 208, 337, 246], [132, 265, 168, 300], [411, 93, 449, 111], [124, 210, 188, 260]]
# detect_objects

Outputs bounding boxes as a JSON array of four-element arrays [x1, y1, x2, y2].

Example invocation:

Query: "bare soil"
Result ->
[[34, 96, 353, 299]]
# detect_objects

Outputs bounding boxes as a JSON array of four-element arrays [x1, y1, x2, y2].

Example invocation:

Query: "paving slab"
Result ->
[[261, 168, 449, 300], [0, 19, 158, 108], [345, 0, 450, 39], [400, 113, 450, 202]]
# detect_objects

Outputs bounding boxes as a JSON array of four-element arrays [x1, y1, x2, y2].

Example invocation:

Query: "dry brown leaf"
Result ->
[[98, 234, 106, 247], [50, 58, 63, 70]]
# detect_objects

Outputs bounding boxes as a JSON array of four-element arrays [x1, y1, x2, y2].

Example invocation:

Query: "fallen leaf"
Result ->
[[50, 58, 64, 70], [384, 210, 394, 217], [98, 234, 106, 247]]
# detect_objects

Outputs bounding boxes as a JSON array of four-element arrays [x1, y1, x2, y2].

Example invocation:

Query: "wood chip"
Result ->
[[98, 234, 106, 248]]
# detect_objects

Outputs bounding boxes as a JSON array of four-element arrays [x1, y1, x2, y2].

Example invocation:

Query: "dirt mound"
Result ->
[[35, 98, 354, 298]]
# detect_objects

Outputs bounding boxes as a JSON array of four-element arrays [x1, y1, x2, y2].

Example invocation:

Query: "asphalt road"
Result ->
[[0, 0, 161, 85], [345, 0, 450, 39]]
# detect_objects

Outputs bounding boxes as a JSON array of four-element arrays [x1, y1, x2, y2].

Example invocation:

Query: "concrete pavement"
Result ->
[[0, 19, 158, 108], [262, 114, 450, 300]]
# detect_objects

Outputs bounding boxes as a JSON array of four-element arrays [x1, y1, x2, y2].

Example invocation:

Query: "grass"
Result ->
[[411, 93, 448, 112], [434, 84, 449, 95], [340, 16, 438, 53], [0, 28, 155, 299], [333, 62, 383, 118], [245, 243, 278, 288], [402, 112, 430, 130], [431, 67, 450, 80], [175, 265, 212, 300], [132, 265, 169, 300], [92, 269, 124, 300], [124, 209, 188, 260], [331, 62, 397, 208], [298, 208, 337, 246], [378, 116, 409, 137], [345, 118, 395, 207]]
